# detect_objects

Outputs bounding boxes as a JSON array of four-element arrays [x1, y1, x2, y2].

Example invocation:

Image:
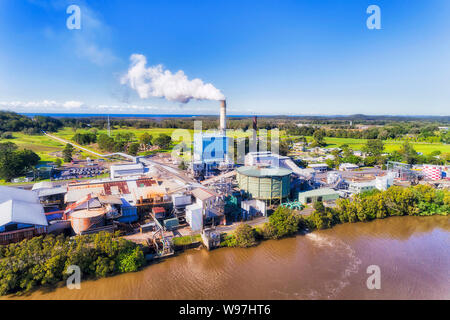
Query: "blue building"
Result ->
[[193, 132, 228, 164], [117, 198, 138, 223]]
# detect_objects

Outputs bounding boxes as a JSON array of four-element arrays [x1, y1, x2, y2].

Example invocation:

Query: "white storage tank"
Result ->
[[185, 203, 203, 231]]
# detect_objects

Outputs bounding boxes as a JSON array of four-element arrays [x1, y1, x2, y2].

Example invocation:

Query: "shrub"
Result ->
[[264, 206, 300, 239], [234, 224, 257, 248]]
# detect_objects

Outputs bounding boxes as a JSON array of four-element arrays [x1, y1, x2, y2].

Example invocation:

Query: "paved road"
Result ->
[[43, 131, 135, 160]]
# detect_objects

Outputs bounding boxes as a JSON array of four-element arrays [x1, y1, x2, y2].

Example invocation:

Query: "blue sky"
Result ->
[[0, 0, 448, 115]]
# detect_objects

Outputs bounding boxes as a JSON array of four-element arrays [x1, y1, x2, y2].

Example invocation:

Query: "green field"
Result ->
[[0, 132, 64, 162], [0, 132, 99, 162], [2, 128, 448, 166], [301, 136, 450, 155]]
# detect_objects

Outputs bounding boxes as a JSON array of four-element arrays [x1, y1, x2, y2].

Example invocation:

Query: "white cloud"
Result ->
[[121, 54, 225, 103], [63, 100, 85, 108], [0, 100, 163, 114]]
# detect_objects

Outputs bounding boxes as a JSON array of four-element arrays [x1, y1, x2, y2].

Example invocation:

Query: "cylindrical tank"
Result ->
[[236, 166, 291, 201], [70, 209, 106, 235]]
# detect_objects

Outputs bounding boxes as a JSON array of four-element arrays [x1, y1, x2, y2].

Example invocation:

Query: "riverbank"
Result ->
[[1, 185, 447, 297], [3, 215, 448, 300]]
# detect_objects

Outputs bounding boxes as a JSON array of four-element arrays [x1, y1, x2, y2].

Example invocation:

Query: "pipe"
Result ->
[[220, 100, 226, 135]]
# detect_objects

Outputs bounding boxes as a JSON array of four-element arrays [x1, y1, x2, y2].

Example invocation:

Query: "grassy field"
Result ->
[[1, 128, 448, 166], [301, 136, 450, 155], [0, 132, 64, 162], [0, 132, 100, 162]]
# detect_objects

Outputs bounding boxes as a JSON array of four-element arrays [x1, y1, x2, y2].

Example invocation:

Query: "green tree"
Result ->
[[54, 158, 62, 167], [234, 223, 257, 248], [263, 206, 299, 239], [154, 134, 172, 149], [311, 130, 326, 147], [399, 141, 418, 164], [0, 142, 40, 181], [178, 160, 187, 170], [363, 139, 385, 157], [139, 132, 153, 146], [128, 142, 140, 156], [62, 143, 74, 163]]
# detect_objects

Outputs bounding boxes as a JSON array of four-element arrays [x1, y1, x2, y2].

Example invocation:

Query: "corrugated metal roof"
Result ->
[[192, 188, 216, 201], [110, 163, 144, 171], [98, 194, 122, 205], [298, 188, 339, 197], [237, 166, 292, 177], [0, 186, 40, 204], [65, 187, 104, 203], [37, 186, 67, 197], [0, 199, 47, 227], [32, 181, 54, 191]]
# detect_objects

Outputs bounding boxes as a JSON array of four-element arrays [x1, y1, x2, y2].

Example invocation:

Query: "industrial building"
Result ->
[[298, 188, 340, 204], [308, 163, 329, 173], [193, 132, 228, 164], [422, 165, 444, 181], [348, 181, 376, 194], [241, 199, 267, 219], [110, 163, 145, 179], [0, 186, 48, 244], [244, 151, 289, 167], [236, 166, 292, 203], [64, 194, 122, 235], [339, 163, 359, 171], [192, 100, 232, 177], [185, 187, 225, 231]]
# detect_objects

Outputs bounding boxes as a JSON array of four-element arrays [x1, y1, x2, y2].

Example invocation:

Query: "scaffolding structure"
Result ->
[[386, 161, 420, 182]]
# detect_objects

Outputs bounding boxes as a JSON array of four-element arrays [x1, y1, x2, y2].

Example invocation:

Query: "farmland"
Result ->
[[300, 136, 450, 154], [1, 127, 448, 167]]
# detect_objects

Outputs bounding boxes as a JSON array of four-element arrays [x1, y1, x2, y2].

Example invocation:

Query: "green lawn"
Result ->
[[172, 234, 202, 246], [0, 132, 64, 162], [300, 136, 450, 155], [4, 128, 447, 166]]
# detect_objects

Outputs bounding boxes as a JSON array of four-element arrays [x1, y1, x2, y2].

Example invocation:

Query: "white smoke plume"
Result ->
[[120, 54, 225, 103]]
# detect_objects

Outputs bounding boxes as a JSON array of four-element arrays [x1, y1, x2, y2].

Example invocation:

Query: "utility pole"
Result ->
[[107, 115, 111, 137]]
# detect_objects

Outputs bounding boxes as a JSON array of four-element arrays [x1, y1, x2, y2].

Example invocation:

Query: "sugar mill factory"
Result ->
[[1, 97, 449, 256]]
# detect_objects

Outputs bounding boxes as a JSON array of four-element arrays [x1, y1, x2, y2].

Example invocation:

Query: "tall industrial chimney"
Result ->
[[220, 100, 227, 135], [252, 116, 257, 150]]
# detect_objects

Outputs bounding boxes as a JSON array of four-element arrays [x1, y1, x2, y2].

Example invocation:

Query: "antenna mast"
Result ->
[[107, 115, 111, 137]]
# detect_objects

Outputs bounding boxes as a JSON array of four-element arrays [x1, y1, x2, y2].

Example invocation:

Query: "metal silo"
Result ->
[[236, 166, 292, 204]]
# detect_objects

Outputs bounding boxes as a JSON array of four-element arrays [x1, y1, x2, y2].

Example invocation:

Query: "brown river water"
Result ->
[[4, 215, 449, 300]]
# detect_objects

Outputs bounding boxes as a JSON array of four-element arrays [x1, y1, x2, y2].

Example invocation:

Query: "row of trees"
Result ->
[[304, 185, 449, 230], [222, 206, 301, 248], [72, 132, 97, 145], [0, 232, 145, 296], [321, 139, 448, 168], [0, 142, 40, 181], [96, 132, 172, 155], [223, 185, 448, 248], [0, 111, 63, 134], [284, 123, 449, 143]]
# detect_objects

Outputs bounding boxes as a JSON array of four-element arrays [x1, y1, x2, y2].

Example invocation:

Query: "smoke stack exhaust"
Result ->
[[220, 100, 227, 135]]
